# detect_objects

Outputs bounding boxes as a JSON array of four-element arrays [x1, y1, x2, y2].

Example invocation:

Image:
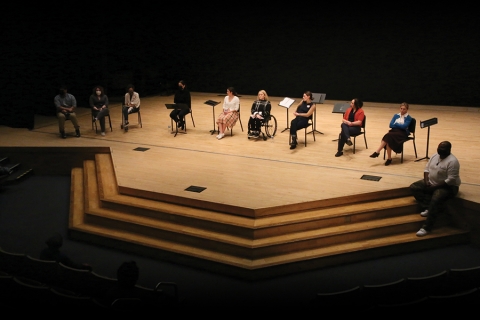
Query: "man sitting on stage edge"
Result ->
[[54, 85, 80, 139], [410, 141, 461, 237]]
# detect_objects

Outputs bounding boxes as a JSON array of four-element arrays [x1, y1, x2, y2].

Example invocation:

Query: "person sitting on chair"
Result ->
[[122, 84, 140, 130], [216, 87, 240, 140], [335, 98, 365, 157], [369, 102, 412, 165], [169, 80, 191, 131], [54, 85, 81, 139], [289, 91, 316, 150], [248, 90, 271, 139], [90, 85, 110, 136]]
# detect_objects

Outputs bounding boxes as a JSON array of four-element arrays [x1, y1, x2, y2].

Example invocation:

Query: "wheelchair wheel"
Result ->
[[264, 115, 277, 138]]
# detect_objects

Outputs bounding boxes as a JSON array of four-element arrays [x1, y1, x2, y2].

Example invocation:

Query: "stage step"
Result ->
[[68, 154, 470, 280]]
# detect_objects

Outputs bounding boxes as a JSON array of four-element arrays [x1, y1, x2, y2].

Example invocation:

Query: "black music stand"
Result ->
[[415, 117, 438, 162], [204, 100, 220, 134], [308, 93, 326, 135], [279, 97, 295, 133], [331, 102, 350, 141], [165, 103, 189, 137]]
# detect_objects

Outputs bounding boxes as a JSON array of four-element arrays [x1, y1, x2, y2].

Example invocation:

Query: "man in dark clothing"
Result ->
[[169, 80, 192, 130]]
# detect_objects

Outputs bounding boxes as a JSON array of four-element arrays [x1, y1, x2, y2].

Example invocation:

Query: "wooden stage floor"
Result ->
[[1, 92, 479, 210]]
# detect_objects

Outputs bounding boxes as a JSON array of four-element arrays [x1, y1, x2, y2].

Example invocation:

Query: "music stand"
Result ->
[[279, 97, 295, 133], [415, 117, 438, 162], [165, 103, 189, 137], [204, 100, 220, 134], [308, 93, 326, 135], [331, 102, 350, 141]]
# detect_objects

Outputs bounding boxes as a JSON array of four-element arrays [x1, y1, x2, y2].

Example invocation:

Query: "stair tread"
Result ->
[[85, 158, 419, 228], [71, 222, 468, 269], [83, 205, 429, 247]]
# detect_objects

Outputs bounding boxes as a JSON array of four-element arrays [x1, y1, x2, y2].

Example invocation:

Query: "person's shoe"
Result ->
[[290, 143, 297, 150], [335, 151, 343, 157], [416, 228, 429, 237], [370, 152, 379, 158], [346, 139, 353, 146], [248, 132, 254, 138], [385, 159, 392, 166], [253, 132, 260, 139], [60, 131, 66, 139], [420, 209, 429, 217], [75, 129, 81, 137], [101, 132, 106, 136], [92, 118, 97, 123], [217, 133, 224, 140]]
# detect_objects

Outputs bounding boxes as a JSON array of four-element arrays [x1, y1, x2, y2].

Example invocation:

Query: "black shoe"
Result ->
[[75, 129, 81, 137], [385, 159, 392, 166], [346, 139, 353, 146], [335, 151, 343, 157], [290, 144, 297, 150], [369, 152, 380, 158], [60, 131, 66, 139], [92, 118, 97, 123]]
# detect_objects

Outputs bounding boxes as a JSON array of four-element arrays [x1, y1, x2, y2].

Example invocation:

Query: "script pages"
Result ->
[[279, 97, 295, 108]]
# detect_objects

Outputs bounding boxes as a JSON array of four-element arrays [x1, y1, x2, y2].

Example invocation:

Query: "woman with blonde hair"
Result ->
[[247, 90, 271, 139], [370, 102, 412, 165]]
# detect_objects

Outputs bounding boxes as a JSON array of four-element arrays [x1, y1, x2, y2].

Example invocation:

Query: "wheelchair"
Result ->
[[247, 114, 277, 141]]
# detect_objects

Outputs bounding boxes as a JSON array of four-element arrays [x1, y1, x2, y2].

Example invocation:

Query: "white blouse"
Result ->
[[223, 96, 240, 111]]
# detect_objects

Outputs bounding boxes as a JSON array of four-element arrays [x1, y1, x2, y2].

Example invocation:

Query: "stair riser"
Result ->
[[84, 213, 424, 260], [99, 200, 419, 239]]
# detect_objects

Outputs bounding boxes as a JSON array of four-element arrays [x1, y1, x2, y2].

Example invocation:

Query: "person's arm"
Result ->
[[389, 114, 398, 128], [89, 95, 97, 110], [103, 95, 109, 108], [129, 93, 140, 108], [232, 97, 240, 111]]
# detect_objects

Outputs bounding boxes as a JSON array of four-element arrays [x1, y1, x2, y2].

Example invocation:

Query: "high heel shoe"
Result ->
[[369, 152, 379, 158]]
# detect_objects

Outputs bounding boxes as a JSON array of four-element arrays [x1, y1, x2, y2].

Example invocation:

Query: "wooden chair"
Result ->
[[351, 115, 368, 154], [383, 117, 417, 163]]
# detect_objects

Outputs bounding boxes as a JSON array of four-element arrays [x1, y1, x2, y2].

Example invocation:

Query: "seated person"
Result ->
[[248, 90, 271, 139], [122, 84, 140, 129], [39, 233, 92, 270], [169, 80, 191, 130], [335, 98, 365, 157], [54, 85, 80, 139], [289, 91, 316, 149], [90, 85, 110, 136], [216, 87, 240, 140], [369, 102, 412, 166]]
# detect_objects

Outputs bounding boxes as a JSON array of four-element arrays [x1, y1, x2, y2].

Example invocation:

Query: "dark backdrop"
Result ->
[[2, 5, 479, 128]]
